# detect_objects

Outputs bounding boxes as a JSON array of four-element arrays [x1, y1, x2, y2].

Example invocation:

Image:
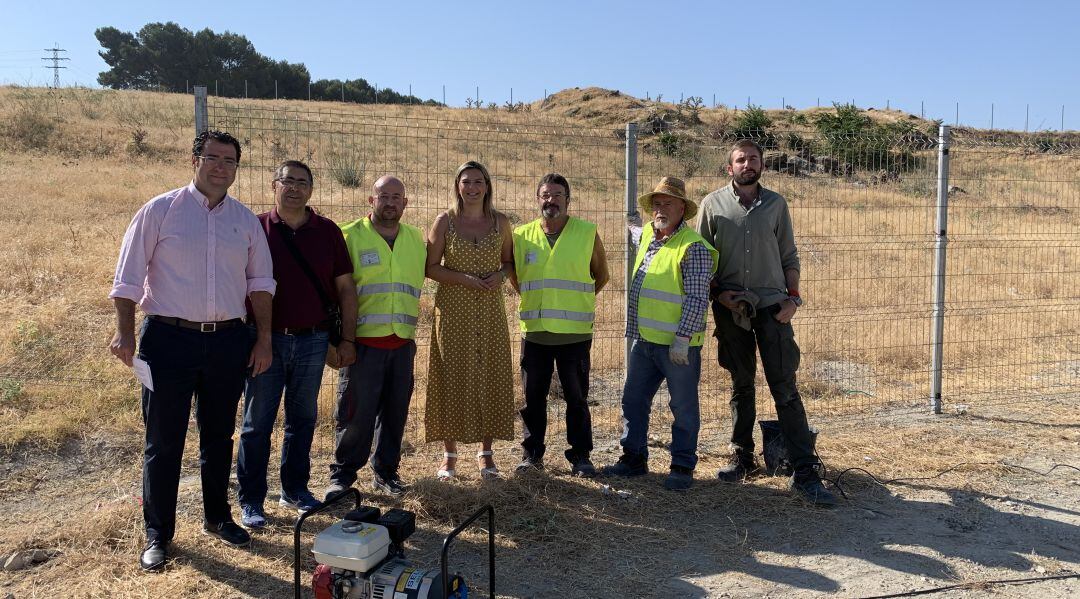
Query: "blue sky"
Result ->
[[4, 0, 1077, 131]]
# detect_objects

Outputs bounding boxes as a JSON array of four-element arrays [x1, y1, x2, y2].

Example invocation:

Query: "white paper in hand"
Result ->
[[132, 357, 154, 392]]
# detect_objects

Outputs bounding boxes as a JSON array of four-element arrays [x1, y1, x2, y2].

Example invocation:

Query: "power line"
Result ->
[[41, 43, 69, 88]]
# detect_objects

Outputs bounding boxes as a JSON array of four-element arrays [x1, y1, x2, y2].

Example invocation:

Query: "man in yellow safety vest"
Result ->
[[327, 175, 427, 499], [601, 176, 717, 491], [510, 173, 610, 477]]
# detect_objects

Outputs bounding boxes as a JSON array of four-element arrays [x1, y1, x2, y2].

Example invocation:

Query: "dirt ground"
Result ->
[[0, 394, 1077, 599]]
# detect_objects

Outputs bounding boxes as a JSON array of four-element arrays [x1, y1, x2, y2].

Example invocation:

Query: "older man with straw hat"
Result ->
[[601, 177, 717, 490]]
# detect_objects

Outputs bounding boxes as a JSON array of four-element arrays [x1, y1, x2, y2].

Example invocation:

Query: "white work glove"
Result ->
[[669, 336, 690, 366]]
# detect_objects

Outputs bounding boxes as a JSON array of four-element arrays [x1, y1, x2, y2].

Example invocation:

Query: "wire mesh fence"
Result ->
[[2, 91, 1076, 446], [203, 95, 1080, 440]]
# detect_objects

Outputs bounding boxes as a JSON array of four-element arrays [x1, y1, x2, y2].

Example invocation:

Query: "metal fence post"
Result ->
[[194, 86, 208, 134], [624, 122, 638, 371], [929, 124, 951, 414]]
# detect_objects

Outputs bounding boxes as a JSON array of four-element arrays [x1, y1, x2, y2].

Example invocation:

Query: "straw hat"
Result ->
[[637, 176, 698, 221]]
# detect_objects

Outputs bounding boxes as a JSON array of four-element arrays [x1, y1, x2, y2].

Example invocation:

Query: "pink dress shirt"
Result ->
[[109, 182, 276, 322]]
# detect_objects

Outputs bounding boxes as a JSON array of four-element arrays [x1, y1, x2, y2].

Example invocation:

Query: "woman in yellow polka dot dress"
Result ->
[[424, 161, 515, 479]]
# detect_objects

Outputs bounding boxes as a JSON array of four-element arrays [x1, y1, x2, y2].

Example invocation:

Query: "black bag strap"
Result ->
[[273, 219, 335, 312]]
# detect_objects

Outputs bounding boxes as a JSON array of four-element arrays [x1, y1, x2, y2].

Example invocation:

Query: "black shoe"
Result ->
[[790, 468, 838, 507], [601, 452, 648, 477], [373, 472, 408, 497], [716, 454, 757, 482], [139, 541, 168, 572], [323, 482, 349, 503], [202, 520, 251, 547], [515, 455, 545, 473], [664, 465, 694, 491], [570, 456, 597, 478]]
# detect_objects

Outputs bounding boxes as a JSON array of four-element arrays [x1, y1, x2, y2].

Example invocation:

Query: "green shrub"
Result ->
[[326, 150, 365, 188], [814, 103, 925, 172], [731, 105, 777, 148], [657, 132, 681, 157]]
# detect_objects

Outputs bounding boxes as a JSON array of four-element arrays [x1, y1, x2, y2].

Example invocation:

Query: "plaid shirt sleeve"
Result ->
[[676, 241, 713, 339]]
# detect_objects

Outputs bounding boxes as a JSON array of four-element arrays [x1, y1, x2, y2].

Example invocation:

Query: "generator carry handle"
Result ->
[[440, 504, 495, 599], [294, 487, 363, 599]]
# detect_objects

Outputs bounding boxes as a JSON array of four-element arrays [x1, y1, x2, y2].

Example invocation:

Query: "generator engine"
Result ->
[[293, 488, 493, 599], [310, 506, 465, 599]]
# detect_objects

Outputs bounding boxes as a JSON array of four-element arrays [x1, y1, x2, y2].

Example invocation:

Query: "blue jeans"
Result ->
[[236, 328, 328, 506], [619, 339, 702, 470]]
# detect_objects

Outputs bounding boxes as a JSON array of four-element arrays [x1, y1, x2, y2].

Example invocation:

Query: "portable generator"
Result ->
[[293, 488, 495, 599]]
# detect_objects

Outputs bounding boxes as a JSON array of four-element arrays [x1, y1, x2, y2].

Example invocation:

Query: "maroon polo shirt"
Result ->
[[247, 207, 353, 329]]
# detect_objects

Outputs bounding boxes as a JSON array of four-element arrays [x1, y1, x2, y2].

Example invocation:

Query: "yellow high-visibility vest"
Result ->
[[513, 217, 597, 334], [632, 223, 718, 346], [341, 217, 427, 339]]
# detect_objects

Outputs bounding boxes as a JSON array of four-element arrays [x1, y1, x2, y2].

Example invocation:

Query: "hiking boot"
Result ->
[[323, 482, 349, 503], [716, 453, 758, 482], [239, 504, 267, 530], [279, 490, 321, 513], [515, 455, 545, 474], [601, 452, 648, 477], [570, 456, 597, 478], [202, 520, 251, 547], [790, 467, 838, 507], [664, 465, 694, 491], [372, 472, 408, 497]]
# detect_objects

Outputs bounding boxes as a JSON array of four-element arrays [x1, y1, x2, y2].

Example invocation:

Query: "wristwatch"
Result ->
[[786, 295, 803, 307]]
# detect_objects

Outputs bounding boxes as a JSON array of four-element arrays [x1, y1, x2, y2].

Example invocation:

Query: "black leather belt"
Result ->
[[150, 315, 245, 333], [273, 324, 329, 336]]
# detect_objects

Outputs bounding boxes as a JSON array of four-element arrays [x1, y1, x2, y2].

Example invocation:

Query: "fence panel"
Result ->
[[941, 131, 1080, 409], [636, 128, 941, 429], [207, 100, 634, 437]]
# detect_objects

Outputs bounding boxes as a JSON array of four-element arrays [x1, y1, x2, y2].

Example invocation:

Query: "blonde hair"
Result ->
[[450, 160, 493, 217]]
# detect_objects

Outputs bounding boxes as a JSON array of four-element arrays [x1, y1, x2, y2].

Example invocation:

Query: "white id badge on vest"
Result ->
[[360, 250, 381, 266], [525, 250, 538, 265]]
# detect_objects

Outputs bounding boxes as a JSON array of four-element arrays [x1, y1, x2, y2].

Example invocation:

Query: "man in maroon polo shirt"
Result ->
[[235, 160, 356, 529]]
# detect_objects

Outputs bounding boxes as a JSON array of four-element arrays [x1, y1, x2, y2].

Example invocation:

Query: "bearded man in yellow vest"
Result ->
[[510, 173, 610, 477], [326, 175, 426, 499], [601, 177, 718, 491]]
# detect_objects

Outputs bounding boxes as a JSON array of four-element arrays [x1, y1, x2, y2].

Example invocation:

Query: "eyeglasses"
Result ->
[[539, 192, 566, 201], [198, 155, 239, 169], [275, 177, 311, 190]]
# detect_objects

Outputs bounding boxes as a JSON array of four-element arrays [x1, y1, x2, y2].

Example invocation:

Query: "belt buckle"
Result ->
[[200, 322, 217, 333]]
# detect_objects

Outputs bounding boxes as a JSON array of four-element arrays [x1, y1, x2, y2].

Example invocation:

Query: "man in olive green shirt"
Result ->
[[696, 139, 836, 506]]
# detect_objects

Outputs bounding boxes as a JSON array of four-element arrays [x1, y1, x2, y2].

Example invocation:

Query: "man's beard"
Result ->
[[734, 170, 761, 186], [541, 203, 561, 219], [375, 207, 401, 223]]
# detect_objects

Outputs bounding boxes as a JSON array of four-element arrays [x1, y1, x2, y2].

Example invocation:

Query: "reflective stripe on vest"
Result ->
[[513, 217, 597, 334], [341, 217, 427, 340], [518, 279, 595, 293], [357, 313, 419, 326], [518, 309, 595, 322], [357, 282, 422, 298], [632, 223, 718, 346]]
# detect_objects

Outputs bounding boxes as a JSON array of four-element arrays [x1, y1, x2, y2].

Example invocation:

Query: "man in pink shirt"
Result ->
[[108, 130, 276, 572]]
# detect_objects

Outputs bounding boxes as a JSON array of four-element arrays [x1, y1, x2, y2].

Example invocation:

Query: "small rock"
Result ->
[[863, 456, 873, 463], [954, 404, 969, 415], [1035, 565, 1047, 573], [948, 185, 966, 195], [30, 549, 50, 563], [1004, 500, 1016, 507], [3, 552, 29, 572]]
